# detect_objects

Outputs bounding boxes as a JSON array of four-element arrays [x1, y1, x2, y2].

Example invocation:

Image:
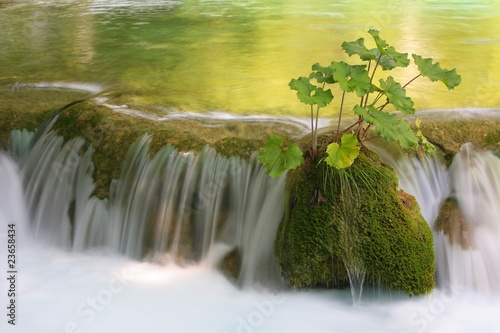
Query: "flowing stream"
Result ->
[[1, 0, 500, 332], [1, 127, 500, 332]]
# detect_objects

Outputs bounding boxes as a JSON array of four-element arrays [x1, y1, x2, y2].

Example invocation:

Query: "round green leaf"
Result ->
[[289, 77, 333, 107], [325, 134, 360, 169], [258, 135, 304, 178]]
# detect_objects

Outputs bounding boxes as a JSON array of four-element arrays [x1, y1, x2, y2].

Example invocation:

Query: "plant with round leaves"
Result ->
[[260, 29, 461, 177], [296, 29, 460, 169]]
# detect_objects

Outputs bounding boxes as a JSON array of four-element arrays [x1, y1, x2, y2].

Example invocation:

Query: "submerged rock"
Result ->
[[275, 150, 435, 295], [218, 247, 242, 283], [435, 198, 474, 250]]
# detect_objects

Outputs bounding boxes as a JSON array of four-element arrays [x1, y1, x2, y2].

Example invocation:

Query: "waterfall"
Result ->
[[439, 143, 500, 292], [0, 154, 29, 242], [5, 122, 500, 294], [7, 127, 286, 289], [381, 144, 500, 293]]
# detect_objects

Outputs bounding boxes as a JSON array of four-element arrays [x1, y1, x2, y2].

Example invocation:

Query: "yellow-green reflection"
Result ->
[[0, 0, 498, 116]]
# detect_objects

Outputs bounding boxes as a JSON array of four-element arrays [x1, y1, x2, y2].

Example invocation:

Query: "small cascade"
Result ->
[[0, 154, 29, 240], [437, 143, 500, 292], [346, 267, 366, 305], [9, 128, 286, 288], [21, 131, 87, 247], [381, 143, 500, 293]]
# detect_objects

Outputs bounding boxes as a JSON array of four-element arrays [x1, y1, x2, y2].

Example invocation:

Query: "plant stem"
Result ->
[[362, 124, 372, 140], [360, 61, 372, 107], [402, 74, 422, 89], [315, 105, 320, 148], [378, 100, 390, 111], [364, 56, 381, 108], [372, 92, 384, 105], [355, 120, 364, 137], [358, 56, 381, 135], [310, 104, 315, 155], [338, 118, 364, 137], [337, 91, 346, 136]]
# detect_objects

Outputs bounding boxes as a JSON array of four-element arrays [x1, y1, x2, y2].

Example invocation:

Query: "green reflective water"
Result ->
[[1, 0, 499, 116]]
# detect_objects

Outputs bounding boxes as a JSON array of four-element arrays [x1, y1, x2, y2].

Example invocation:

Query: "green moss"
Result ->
[[419, 119, 500, 161], [275, 150, 435, 295], [485, 130, 500, 146], [0, 107, 52, 150], [213, 137, 264, 160]]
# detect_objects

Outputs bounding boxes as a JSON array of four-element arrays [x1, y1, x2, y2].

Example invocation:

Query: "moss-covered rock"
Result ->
[[418, 118, 500, 161], [275, 149, 435, 295]]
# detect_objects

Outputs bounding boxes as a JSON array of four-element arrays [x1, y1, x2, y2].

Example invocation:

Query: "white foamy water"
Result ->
[[0, 245, 499, 333]]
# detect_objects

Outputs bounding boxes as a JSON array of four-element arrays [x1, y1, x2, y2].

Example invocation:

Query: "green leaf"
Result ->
[[310, 63, 336, 84], [289, 77, 334, 107], [353, 104, 370, 118], [325, 134, 360, 169], [379, 76, 415, 114], [377, 53, 397, 70], [312, 87, 334, 107], [412, 54, 462, 90], [367, 30, 409, 70], [384, 46, 410, 68], [341, 38, 376, 61], [288, 77, 316, 105], [355, 105, 418, 148], [367, 29, 388, 54], [331, 61, 371, 97], [397, 119, 419, 149], [355, 105, 398, 132], [258, 135, 304, 178]]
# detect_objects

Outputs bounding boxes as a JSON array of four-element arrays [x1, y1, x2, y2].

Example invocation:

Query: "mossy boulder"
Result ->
[[275, 149, 435, 295]]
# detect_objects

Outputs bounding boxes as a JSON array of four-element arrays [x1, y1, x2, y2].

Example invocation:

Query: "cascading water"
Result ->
[[2, 127, 500, 332], [438, 144, 500, 292], [8, 125, 286, 289], [0, 154, 28, 242], [7, 125, 500, 295], [380, 143, 500, 293]]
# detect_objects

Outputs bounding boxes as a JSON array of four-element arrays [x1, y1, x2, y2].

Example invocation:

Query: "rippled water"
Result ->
[[0, 0, 499, 116]]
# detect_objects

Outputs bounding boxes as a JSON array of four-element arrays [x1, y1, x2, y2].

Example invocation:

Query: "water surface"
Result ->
[[0, 0, 499, 116]]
